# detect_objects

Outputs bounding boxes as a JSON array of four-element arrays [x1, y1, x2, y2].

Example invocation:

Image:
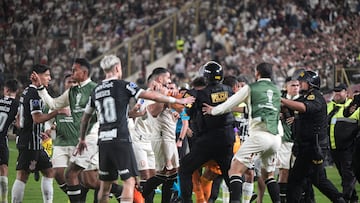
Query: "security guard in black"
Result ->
[[179, 61, 235, 203]]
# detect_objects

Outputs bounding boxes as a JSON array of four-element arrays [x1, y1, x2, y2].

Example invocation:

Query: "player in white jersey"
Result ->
[[128, 77, 164, 202]]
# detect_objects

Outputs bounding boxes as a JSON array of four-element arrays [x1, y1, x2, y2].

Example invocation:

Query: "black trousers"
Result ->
[[287, 151, 343, 202], [331, 148, 358, 201], [179, 141, 233, 203], [353, 137, 360, 183]]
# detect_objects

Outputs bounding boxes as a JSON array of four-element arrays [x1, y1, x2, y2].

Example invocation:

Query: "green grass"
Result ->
[[6, 139, 360, 202]]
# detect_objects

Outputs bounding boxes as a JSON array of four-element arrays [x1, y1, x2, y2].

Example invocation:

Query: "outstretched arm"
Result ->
[[203, 85, 250, 115], [138, 90, 195, 105], [281, 98, 306, 113], [32, 108, 69, 124]]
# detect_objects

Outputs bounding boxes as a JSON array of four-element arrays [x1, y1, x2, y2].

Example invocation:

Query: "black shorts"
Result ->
[[98, 142, 139, 181], [0, 143, 9, 165], [15, 149, 52, 172]]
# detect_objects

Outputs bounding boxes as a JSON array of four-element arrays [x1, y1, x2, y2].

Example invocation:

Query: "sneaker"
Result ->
[[250, 192, 257, 202]]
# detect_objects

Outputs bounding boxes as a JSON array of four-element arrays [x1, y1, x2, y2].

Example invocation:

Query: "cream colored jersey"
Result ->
[[128, 99, 159, 171], [129, 99, 160, 143], [157, 108, 177, 141]]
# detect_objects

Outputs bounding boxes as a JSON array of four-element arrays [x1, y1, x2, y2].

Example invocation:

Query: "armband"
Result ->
[[168, 97, 176, 103], [37, 85, 45, 91]]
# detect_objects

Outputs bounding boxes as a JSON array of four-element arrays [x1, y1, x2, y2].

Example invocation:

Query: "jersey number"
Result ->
[[95, 97, 117, 124], [19, 104, 24, 128], [0, 112, 8, 132]]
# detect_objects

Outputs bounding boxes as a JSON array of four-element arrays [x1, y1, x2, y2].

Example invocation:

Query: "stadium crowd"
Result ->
[[168, 0, 360, 91], [0, 0, 186, 94], [0, 0, 360, 95], [0, 0, 360, 203]]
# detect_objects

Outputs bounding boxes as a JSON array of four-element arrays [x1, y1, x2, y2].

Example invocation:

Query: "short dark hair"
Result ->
[[237, 75, 248, 84], [74, 58, 91, 70], [191, 77, 206, 88], [147, 73, 154, 83], [151, 67, 169, 78], [223, 76, 238, 88], [4, 79, 18, 92], [64, 74, 72, 82], [256, 62, 273, 78], [285, 76, 292, 83], [32, 64, 50, 74]]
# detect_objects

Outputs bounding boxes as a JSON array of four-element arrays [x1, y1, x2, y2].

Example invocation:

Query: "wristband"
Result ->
[[168, 96, 176, 103], [37, 85, 45, 91], [179, 137, 183, 141]]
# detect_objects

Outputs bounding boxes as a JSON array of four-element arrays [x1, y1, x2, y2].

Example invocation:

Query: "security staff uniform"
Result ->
[[343, 95, 360, 185], [179, 82, 235, 203], [328, 98, 359, 201], [287, 88, 344, 202]]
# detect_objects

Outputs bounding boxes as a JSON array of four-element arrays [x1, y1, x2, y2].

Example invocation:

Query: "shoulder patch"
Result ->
[[32, 99, 40, 107], [129, 82, 138, 88], [306, 94, 315, 100], [126, 82, 138, 95]]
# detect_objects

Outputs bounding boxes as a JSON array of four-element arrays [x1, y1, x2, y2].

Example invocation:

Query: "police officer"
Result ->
[[281, 70, 345, 203], [327, 83, 359, 203], [179, 61, 235, 203], [343, 93, 360, 186]]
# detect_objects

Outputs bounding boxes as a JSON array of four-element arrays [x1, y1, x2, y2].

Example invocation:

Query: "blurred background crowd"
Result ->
[[1, 0, 360, 96]]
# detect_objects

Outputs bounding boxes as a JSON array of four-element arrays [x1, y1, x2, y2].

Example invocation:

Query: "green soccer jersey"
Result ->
[[53, 113, 78, 146], [249, 79, 281, 135], [68, 81, 98, 136]]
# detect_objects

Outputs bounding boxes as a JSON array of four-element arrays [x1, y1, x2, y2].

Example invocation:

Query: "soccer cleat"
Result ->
[[250, 192, 258, 202]]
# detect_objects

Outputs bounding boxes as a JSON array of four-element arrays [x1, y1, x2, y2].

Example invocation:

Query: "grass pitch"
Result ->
[[6, 140, 360, 202]]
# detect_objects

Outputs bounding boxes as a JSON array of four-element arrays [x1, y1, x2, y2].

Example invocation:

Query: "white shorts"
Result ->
[[276, 142, 293, 169], [234, 130, 281, 173], [132, 141, 155, 171], [152, 139, 179, 171], [253, 154, 262, 177], [70, 131, 99, 171], [52, 146, 76, 168]]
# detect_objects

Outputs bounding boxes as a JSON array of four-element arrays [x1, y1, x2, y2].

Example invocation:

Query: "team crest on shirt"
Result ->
[[307, 94, 315, 100], [29, 160, 37, 171], [126, 82, 138, 95], [32, 99, 40, 107]]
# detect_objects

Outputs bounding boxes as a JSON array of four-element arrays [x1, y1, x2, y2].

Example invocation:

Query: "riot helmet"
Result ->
[[295, 70, 320, 89], [201, 61, 223, 83]]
